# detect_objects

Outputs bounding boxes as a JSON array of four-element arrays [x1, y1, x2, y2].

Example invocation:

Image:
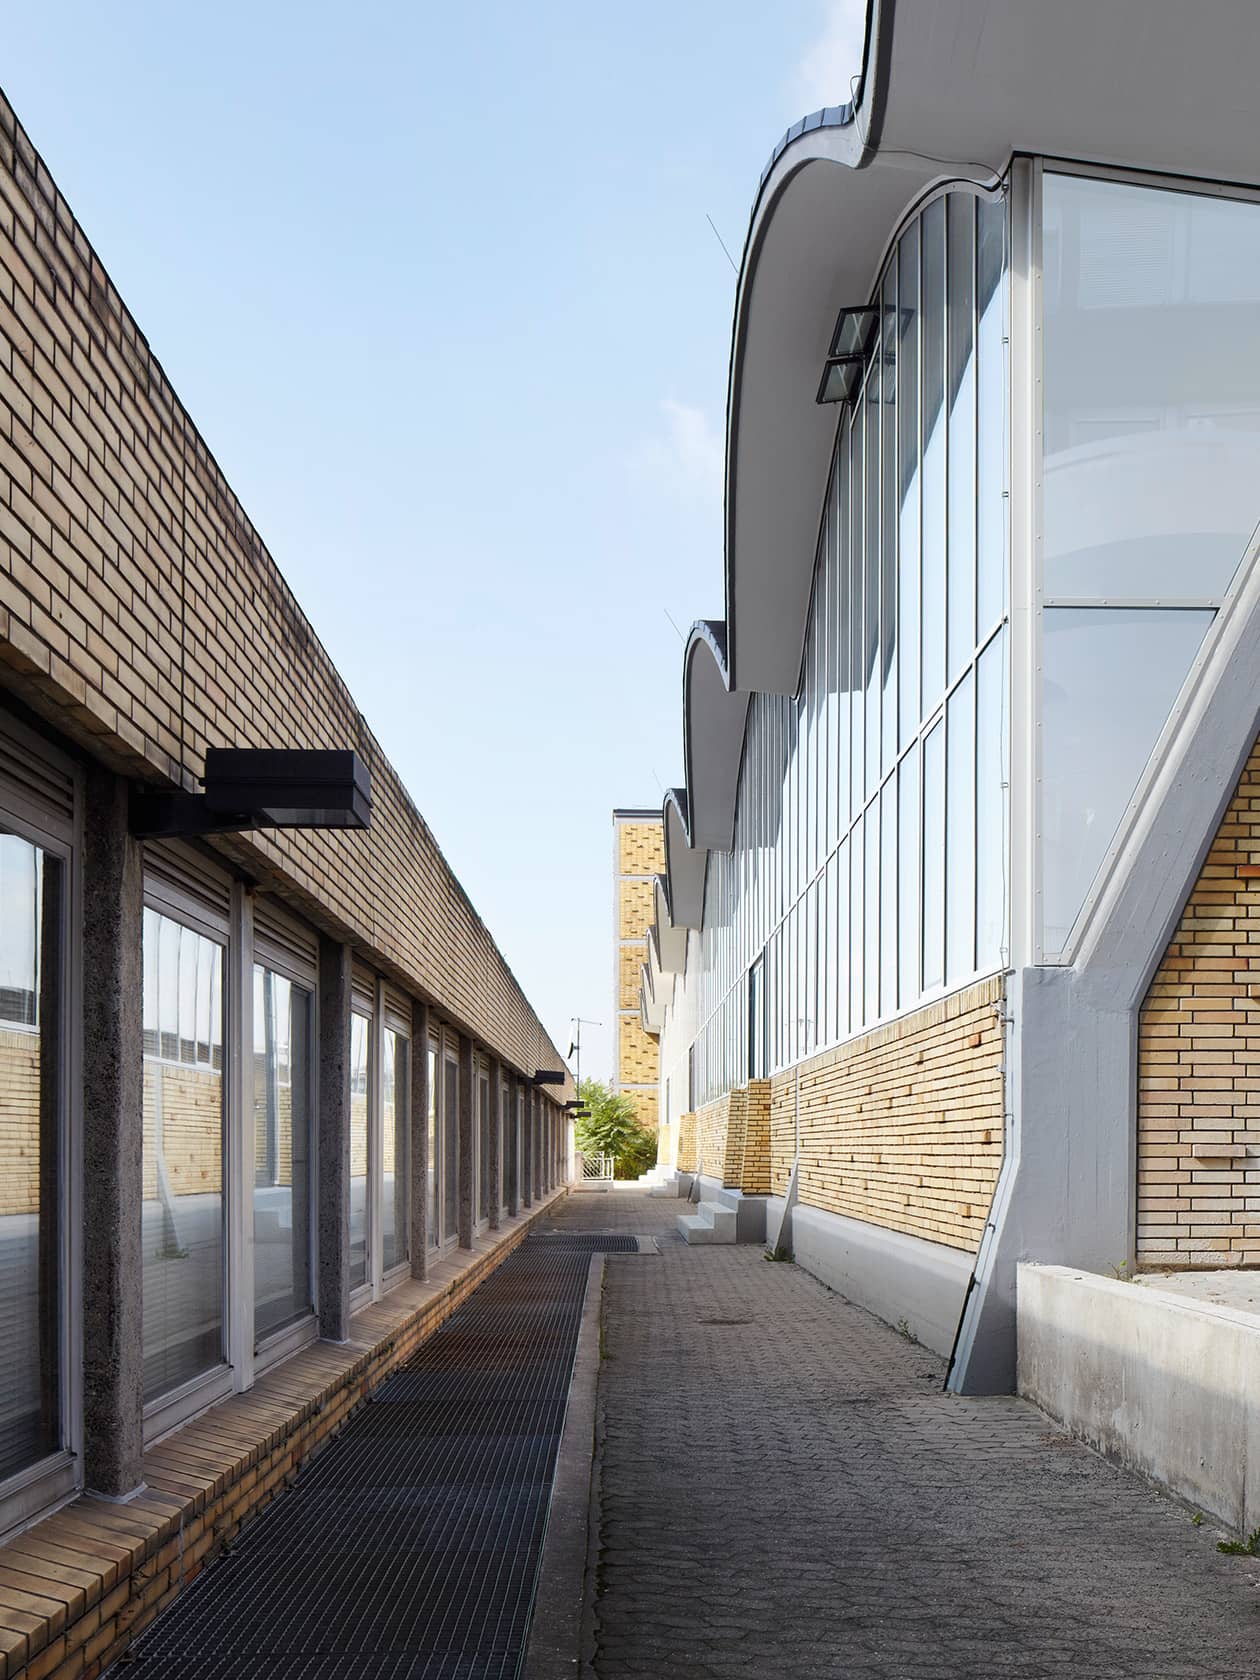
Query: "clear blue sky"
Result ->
[[3, 1, 862, 1080]]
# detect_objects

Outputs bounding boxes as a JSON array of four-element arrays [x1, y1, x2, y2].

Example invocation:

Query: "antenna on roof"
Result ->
[[705, 213, 739, 276]]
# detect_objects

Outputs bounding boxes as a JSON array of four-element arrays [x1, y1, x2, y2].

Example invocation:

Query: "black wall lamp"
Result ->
[[131, 748, 372, 840], [533, 1069, 566, 1087]]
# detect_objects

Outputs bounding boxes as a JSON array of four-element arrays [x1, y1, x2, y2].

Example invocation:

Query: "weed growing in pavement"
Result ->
[[896, 1317, 919, 1344], [762, 1245, 791, 1262], [1193, 1513, 1204, 1526], [1218, 1527, 1260, 1556]]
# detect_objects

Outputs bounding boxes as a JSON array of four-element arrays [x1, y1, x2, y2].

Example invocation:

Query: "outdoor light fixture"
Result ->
[[130, 749, 372, 840], [533, 1069, 566, 1086]]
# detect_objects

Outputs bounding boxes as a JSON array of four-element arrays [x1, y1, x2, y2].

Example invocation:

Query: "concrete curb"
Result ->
[[523, 1252, 605, 1680]]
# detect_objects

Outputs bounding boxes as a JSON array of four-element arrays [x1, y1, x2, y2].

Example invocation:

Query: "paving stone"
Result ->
[[545, 1190, 1260, 1679]]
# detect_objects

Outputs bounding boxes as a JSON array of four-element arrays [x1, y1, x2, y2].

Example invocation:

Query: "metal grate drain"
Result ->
[[113, 1234, 634, 1680]]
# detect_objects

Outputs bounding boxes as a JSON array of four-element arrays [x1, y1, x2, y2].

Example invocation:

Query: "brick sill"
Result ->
[[0, 1189, 568, 1680]]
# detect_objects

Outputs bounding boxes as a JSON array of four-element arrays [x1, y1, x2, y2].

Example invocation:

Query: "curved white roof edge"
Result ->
[[683, 620, 751, 852], [679, 0, 1260, 869], [652, 875, 688, 973], [641, 956, 666, 1035], [662, 788, 707, 931]]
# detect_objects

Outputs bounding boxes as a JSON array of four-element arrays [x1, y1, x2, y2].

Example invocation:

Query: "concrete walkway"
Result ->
[[540, 1190, 1260, 1679]]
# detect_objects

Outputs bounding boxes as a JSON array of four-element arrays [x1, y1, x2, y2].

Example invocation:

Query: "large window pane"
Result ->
[[253, 967, 313, 1342], [880, 777, 897, 1018], [477, 1070, 490, 1223], [898, 743, 921, 1006], [881, 264, 899, 774], [864, 380, 881, 798], [0, 837, 61, 1479], [348, 1012, 370, 1289], [381, 1028, 409, 1272], [443, 1050, 459, 1240], [921, 197, 947, 709], [1043, 172, 1260, 599], [922, 722, 945, 990], [976, 633, 1007, 973], [977, 193, 1007, 631], [427, 1042, 439, 1247], [835, 836, 850, 1041], [898, 223, 922, 748], [1041, 607, 1211, 955], [849, 416, 865, 814], [946, 669, 977, 982], [947, 196, 977, 684], [142, 908, 224, 1402], [850, 816, 864, 1031]]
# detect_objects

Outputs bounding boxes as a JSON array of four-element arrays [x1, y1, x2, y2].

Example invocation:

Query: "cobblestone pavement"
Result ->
[[545, 1191, 1260, 1679]]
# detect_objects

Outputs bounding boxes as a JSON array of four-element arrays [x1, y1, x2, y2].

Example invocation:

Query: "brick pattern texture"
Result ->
[[0, 93, 567, 1089], [617, 878, 655, 945], [616, 821, 664, 879], [770, 977, 1005, 1254], [1138, 736, 1260, 1267], [617, 1016, 659, 1086], [0, 1027, 39, 1214]]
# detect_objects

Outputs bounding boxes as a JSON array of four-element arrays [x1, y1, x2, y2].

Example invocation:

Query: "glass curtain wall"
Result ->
[[1038, 170, 1260, 956], [142, 908, 226, 1401], [348, 1012, 370, 1289], [252, 966, 313, 1341], [0, 834, 62, 1482], [381, 1026, 409, 1272], [692, 185, 1009, 1107]]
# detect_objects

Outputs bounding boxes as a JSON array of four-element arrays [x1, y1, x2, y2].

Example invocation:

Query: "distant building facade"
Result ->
[[612, 809, 664, 1129]]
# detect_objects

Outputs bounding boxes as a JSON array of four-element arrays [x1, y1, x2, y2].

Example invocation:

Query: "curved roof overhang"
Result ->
[[683, 0, 1260, 871], [662, 788, 707, 931], [652, 875, 688, 974], [641, 955, 666, 1035], [682, 621, 751, 852]]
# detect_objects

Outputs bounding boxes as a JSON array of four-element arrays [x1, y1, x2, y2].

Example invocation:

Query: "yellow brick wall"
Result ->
[[618, 877, 655, 942], [618, 1014, 659, 1085], [0, 96, 569, 1093], [740, 1079, 772, 1194], [618, 820, 664, 878], [1138, 737, 1260, 1267], [622, 1088, 657, 1130], [619, 944, 645, 1010], [0, 1026, 40, 1214], [143, 1061, 223, 1199], [769, 976, 1005, 1254], [676, 1111, 697, 1173]]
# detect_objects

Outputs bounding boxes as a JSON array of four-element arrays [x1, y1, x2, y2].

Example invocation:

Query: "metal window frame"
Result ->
[[0, 727, 82, 1540], [378, 987, 412, 1295]]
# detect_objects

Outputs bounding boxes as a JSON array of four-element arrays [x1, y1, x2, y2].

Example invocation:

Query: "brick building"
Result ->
[[611, 808, 663, 1131], [0, 83, 572, 1675], [646, 0, 1260, 1399]]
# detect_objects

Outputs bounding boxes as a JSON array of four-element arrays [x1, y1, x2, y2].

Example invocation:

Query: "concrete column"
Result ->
[[487, 1056, 502, 1233], [458, 1034, 474, 1247], [410, 999, 429, 1279], [318, 937, 352, 1341], [507, 1076, 520, 1218], [522, 1085, 534, 1209], [81, 766, 144, 1497]]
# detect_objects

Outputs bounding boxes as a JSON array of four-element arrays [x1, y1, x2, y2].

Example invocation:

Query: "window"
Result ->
[[142, 908, 225, 1403], [1037, 169, 1260, 957], [348, 1012, 370, 1290], [443, 1043, 459, 1242], [686, 185, 1009, 1105], [477, 1064, 490, 1226], [427, 1038, 439, 1247], [381, 1026, 409, 1272], [0, 834, 63, 1484], [252, 965, 314, 1343]]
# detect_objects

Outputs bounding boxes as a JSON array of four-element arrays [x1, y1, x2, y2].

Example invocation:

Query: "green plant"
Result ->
[[763, 1245, 791, 1262], [1218, 1527, 1260, 1556], [576, 1078, 657, 1180], [1193, 1513, 1204, 1526], [1108, 1260, 1134, 1282], [896, 1317, 919, 1344]]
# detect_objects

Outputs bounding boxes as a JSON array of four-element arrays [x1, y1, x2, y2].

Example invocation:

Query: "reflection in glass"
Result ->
[[142, 908, 224, 1402], [0, 836, 61, 1480], [443, 1053, 459, 1240], [898, 744, 921, 1007], [478, 1074, 490, 1223], [921, 197, 947, 708], [976, 636, 1006, 973], [922, 724, 945, 990], [253, 967, 312, 1342], [976, 194, 1007, 630], [1043, 172, 1260, 599], [880, 779, 897, 1018], [1041, 608, 1211, 955], [947, 194, 976, 683], [349, 1012, 369, 1289], [898, 222, 921, 749], [946, 670, 976, 983], [427, 1042, 439, 1246], [381, 1028, 409, 1271]]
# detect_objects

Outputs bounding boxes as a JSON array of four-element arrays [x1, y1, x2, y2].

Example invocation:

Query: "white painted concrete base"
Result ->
[[676, 1178, 767, 1245], [791, 1205, 974, 1358], [1018, 1263, 1260, 1534]]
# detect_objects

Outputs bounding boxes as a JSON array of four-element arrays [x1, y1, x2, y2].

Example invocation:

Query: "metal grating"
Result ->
[[114, 1234, 636, 1680]]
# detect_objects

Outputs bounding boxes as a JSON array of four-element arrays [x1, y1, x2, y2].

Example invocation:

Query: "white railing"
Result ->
[[580, 1153, 615, 1183]]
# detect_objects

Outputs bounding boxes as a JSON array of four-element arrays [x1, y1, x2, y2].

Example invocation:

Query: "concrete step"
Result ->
[[676, 1200, 738, 1244]]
